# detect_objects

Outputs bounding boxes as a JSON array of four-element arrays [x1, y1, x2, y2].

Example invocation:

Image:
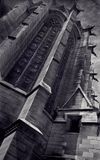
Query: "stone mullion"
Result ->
[[4, 23, 49, 85], [5, 14, 62, 92], [20, 29, 58, 92], [15, 27, 52, 87]]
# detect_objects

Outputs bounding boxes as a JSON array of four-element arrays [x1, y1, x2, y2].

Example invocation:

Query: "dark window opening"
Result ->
[[68, 115, 81, 133]]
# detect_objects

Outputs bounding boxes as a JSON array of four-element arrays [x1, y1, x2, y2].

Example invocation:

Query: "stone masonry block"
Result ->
[[96, 137, 100, 141], [87, 136, 97, 140], [90, 139, 99, 145], [82, 139, 90, 145], [89, 149, 100, 154], [79, 143, 93, 149], [93, 143, 100, 149], [82, 152, 93, 158], [22, 13, 37, 25]]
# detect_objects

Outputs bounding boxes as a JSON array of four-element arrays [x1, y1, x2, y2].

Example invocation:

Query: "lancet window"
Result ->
[[5, 12, 64, 92]]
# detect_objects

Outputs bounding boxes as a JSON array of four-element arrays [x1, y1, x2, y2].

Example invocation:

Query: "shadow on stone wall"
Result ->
[[0, 0, 27, 17], [0, 0, 10, 17]]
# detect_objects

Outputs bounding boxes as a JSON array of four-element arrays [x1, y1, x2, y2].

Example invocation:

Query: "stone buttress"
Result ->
[[0, 1, 99, 160]]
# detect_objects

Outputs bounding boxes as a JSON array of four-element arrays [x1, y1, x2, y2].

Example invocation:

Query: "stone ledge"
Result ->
[[40, 81, 52, 94]]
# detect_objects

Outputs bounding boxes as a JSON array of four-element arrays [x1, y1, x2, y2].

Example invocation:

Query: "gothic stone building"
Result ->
[[0, 0, 99, 160]]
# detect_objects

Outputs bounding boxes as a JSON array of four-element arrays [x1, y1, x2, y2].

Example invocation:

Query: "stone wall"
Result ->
[[0, 120, 46, 160], [0, 2, 49, 130], [76, 124, 100, 160], [0, 85, 25, 129]]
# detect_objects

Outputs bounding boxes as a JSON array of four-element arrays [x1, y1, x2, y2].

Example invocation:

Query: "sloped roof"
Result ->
[[62, 84, 92, 109]]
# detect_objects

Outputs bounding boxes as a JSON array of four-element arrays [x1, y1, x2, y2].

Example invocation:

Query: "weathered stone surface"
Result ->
[[0, 2, 29, 43], [44, 60, 59, 88], [0, 85, 25, 129], [0, 1, 98, 160], [82, 152, 93, 158], [0, 120, 46, 160], [0, 4, 49, 78]]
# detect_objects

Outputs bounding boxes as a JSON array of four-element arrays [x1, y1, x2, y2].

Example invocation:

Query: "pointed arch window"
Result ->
[[4, 11, 65, 92]]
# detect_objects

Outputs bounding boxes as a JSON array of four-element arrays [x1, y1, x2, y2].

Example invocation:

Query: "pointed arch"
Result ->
[[4, 10, 66, 92]]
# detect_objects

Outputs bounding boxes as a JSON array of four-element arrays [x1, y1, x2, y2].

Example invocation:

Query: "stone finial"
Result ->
[[88, 44, 97, 57], [69, 3, 84, 15]]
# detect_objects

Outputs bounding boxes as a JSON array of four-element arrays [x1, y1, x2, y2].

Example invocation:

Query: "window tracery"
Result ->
[[5, 12, 64, 92]]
